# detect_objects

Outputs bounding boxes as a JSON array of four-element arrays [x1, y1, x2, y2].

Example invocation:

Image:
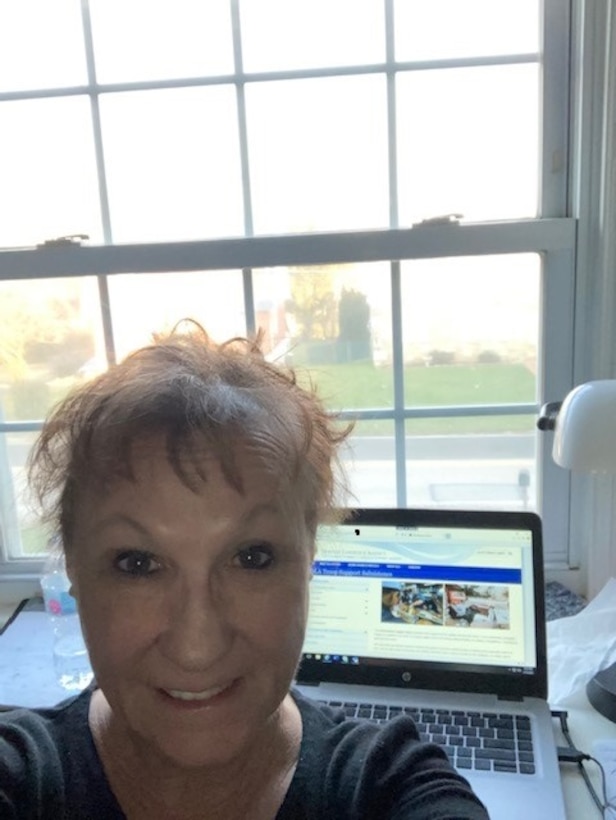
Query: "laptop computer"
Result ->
[[295, 508, 566, 820]]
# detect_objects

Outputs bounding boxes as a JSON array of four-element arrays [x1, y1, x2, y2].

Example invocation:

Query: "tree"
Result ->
[[285, 265, 337, 341], [337, 287, 372, 363], [0, 282, 94, 383], [0, 290, 39, 381]]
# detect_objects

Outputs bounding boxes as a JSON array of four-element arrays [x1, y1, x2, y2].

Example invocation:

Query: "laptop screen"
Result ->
[[298, 508, 547, 699]]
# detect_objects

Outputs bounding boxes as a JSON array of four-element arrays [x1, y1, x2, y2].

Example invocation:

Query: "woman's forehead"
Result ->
[[95, 438, 278, 496], [75, 437, 310, 526]]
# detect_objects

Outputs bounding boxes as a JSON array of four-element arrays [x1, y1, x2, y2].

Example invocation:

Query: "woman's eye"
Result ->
[[114, 550, 161, 577], [235, 544, 274, 570]]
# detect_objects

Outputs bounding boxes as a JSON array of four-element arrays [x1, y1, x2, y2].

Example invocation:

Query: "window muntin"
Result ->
[[0, 3, 545, 248], [0, 225, 574, 566], [0, 0, 573, 572]]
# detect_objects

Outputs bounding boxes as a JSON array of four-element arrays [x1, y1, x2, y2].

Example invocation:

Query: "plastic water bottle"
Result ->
[[39, 538, 93, 692]]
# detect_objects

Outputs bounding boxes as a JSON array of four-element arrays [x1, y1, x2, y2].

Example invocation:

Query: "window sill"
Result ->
[[0, 573, 40, 610], [0, 601, 21, 630]]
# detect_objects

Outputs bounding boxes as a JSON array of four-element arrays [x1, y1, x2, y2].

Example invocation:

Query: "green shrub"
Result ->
[[9, 379, 51, 421], [428, 349, 456, 366], [477, 350, 502, 364]]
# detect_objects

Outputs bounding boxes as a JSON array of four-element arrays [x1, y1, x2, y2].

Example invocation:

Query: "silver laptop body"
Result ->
[[295, 508, 566, 820]]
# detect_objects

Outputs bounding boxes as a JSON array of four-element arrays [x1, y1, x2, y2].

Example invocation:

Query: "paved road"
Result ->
[[6, 432, 536, 465], [3, 433, 537, 523], [339, 435, 536, 508], [345, 433, 535, 461]]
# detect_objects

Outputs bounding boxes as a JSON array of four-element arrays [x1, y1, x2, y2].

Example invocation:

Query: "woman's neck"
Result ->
[[88, 689, 302, 820]]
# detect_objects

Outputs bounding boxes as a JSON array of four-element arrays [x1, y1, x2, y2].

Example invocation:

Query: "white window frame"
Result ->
[[564, 0, 616, 599], [0, 219, 578, 597], [0, 0, 597, 601]]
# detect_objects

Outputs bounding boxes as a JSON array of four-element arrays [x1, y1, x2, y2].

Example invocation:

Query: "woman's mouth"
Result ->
[[158, 679, 240, 710], [164, 683, 228, 702]]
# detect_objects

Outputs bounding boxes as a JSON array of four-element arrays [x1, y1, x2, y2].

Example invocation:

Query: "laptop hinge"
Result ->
[[497, 695, 524, 702]]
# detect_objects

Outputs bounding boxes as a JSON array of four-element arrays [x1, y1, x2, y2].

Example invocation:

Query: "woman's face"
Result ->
[[68, 441, 314, 770]]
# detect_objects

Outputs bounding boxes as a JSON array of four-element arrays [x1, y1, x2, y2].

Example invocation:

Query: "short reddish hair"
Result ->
[[28, 322, 352, 548]]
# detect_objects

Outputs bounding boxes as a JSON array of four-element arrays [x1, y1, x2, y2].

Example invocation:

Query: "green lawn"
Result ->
[[15, 361, 535, 555], [20, 522, 52, 557], [294, 362, 537, 435], [3, 361, 537, 436]]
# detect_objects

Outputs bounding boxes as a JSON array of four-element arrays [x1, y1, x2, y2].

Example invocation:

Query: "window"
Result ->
[[0, 0, 584, 596]]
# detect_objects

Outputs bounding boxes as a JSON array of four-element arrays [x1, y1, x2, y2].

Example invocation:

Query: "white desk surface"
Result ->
[[0, 601, 19, 629], [1, 601, 614, 818], [553, 687, 616, 818]]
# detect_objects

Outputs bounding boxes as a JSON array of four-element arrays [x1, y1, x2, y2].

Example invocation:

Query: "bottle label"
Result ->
[[46, 589, 77, 616]]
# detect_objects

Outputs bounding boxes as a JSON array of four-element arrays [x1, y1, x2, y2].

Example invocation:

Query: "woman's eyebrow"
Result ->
[[85, 513, 151, 540], [239, 502, 281, 525]]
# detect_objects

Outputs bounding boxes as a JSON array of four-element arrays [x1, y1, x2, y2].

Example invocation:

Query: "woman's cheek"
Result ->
[[79, 588, 162, 662]]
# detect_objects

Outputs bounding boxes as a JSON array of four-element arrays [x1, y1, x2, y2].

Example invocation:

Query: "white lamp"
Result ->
[[553, 380, 616, 472], [551, 379, 616, 722]]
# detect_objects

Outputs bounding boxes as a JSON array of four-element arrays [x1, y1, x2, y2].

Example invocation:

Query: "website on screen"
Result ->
[[304, 524, 537, 672]]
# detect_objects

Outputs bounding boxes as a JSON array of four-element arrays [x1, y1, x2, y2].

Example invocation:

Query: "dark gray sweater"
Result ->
[[0, 687, 488, 819]]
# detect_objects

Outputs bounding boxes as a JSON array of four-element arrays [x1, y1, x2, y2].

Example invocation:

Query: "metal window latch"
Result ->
[[537, 401, 562, 431], [412, 213, 463, 227], [36, 233, 89, 248]]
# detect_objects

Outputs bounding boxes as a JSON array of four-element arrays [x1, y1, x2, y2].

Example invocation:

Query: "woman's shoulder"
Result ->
[[284, 688, 489, 820], [291, 686, 423, 753], [0, 685, 92, 754], [0, 686, 121, 819]]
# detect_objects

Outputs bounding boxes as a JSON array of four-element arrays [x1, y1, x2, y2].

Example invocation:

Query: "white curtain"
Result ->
[[570, 0, 616, 597]]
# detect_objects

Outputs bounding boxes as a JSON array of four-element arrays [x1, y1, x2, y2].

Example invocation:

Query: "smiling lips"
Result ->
[[162, 682, 231, 702]]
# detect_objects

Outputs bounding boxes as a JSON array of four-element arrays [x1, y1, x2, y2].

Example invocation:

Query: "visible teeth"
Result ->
[[166, 685, 226, 701]]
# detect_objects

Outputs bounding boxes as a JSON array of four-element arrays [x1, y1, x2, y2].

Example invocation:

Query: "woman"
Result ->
[[0, 324, 488, 819]]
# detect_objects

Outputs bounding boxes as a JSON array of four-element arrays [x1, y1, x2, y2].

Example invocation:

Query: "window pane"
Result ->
[[253, 261, 392, 405], [0, 98, 102, 247], [247, 76, 389, 234], [401, 253, 539, 511], [108, 271, 248, 360], [89, 0, 234, 83], [405, 417, 537, 511], [254, 263, 397, 508], [342, 423, 398, 507], [100, 88, 244, 243], [240, 0, 385, 72], [0, 0, 86, 92], [0, 278, 105, 422], [394, 0, 539, 61], [396, 65, 539, 223], [0, 430, 51, 559], [400, 254, 539, 390]]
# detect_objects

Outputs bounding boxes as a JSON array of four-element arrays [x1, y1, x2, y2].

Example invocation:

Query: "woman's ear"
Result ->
[[309, 542, 316, 580], [65, 554, 78, 599]]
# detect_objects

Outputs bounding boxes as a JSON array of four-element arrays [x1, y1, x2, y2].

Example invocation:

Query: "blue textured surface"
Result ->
[[545, 580, 586, 621]]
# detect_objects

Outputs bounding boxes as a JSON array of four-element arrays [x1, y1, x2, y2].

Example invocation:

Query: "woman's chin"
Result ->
[[131, 683, 280, 771]]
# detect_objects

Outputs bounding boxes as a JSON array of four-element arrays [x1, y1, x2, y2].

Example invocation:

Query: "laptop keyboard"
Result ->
[[319, 700, 536, 775]]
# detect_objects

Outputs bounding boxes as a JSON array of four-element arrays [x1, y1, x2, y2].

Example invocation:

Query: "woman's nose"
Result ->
[[157, 583, 233, 672]]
